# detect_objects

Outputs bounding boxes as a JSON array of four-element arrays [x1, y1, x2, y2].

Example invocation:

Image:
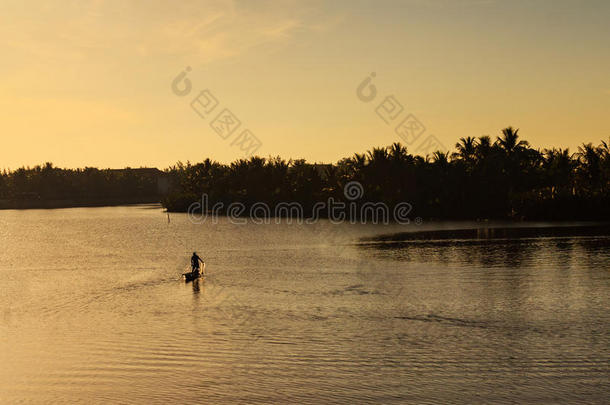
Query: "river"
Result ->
[[1, 205, 608, 403]]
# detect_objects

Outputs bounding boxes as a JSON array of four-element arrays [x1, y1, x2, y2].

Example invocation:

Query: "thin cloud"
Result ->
[[0, 0, 340, 65]]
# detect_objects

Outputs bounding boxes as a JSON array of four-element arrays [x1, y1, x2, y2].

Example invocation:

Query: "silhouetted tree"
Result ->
[[2, 127, 608, 219]]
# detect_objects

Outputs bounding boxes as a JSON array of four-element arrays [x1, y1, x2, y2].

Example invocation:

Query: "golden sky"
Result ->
[[1, 0, 609, 169]]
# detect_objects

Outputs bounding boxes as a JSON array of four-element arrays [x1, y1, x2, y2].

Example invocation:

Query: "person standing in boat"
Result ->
[[191, 252, 205, 276]]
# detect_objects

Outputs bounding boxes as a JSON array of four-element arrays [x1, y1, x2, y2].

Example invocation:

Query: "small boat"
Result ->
[[182, 263, 205, 282], [182, 271, 203, 282]]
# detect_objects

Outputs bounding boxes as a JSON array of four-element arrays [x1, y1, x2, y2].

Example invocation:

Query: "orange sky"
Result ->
[[1, 0, 609, 169]]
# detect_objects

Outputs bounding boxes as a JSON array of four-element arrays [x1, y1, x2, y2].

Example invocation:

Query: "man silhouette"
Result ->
[[191, 252, 205, 276]]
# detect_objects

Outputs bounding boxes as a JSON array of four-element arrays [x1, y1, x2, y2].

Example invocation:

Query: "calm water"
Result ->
[[1, 206, 609, 404]]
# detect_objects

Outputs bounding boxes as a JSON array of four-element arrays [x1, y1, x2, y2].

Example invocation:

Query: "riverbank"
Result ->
[[0, 196, 161, 210]]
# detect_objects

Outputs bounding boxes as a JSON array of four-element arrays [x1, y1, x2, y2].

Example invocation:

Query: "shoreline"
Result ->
[[0, 197, 161, 210]]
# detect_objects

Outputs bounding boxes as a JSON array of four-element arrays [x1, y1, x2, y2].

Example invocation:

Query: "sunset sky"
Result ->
[[1, 0, 609, 169]]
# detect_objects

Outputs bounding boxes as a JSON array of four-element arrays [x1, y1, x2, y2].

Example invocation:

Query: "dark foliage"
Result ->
[[0, 164, 163, 208], [160, 127, 609, 220], [2, 128, 608, 219]]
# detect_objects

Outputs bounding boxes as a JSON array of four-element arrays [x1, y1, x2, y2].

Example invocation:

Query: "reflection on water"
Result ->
[[364, 223, 610, 242], [190, 277, 202, 293], [1, 207, 609, 403], [360, 225, 610, 268]]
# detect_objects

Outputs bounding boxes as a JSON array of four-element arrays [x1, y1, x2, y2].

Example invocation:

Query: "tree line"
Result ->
[[0, 164, 162, 208], [2, 127, 608, 219], [162, 127, 609, 220]]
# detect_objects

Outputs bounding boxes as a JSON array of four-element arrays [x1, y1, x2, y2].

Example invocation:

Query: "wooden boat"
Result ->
[[182, 264, 205, 282], [182, 271, 202, 282]]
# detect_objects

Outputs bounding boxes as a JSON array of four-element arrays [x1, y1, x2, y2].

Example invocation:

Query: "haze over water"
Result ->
[[1, 206, 609, 403]]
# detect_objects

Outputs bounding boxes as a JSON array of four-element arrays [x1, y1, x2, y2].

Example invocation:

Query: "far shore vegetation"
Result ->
[[2, 127, 609, 220]]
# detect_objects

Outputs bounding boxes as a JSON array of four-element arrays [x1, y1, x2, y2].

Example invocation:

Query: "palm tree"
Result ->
[[576, 143, 600, 168], [388, 142, 409, 163], [600, 138, 610, 156], [576, 143, 602, 193], [544, 148, 575, 197], [366, 147, 389, 164], [496, 127, 529, 155], [431, 151, 449, 165], [475, 136, 493, 160], [600, 139, 610, 195], [452, 136, 477, 161], [350, 153, 366, 170]]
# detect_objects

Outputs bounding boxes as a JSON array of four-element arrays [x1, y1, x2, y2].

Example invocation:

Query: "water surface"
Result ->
[[1, 206, 609, 403]]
